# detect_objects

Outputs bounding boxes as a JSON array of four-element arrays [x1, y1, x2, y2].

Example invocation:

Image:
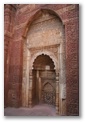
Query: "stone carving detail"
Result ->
[[40, 70, 56, 106], [41, 70, 56, 79], [42, 83, 56, 105], [29, 45, 59, 58]]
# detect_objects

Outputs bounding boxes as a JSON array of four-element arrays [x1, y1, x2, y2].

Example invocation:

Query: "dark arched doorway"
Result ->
[[32, 54, 56, 106]]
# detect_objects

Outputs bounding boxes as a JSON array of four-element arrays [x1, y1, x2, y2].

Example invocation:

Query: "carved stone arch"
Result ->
[[42, 82, 56, 105], [42, 81, 55, 89], [30, 51, 58, 70], [43, 82, 54, 92], [22, 8, 64, 38], [22, 6, 66, 115], [42, 82, 55, 91]]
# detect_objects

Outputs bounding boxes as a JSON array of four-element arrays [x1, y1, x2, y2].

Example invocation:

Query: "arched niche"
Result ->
[[31, 54, 56, 106], [22, 8, 66, 115], [23, 8, 64, 38]]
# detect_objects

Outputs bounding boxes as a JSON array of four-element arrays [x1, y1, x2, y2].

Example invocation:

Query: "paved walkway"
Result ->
[[4, 104, 58, 116]]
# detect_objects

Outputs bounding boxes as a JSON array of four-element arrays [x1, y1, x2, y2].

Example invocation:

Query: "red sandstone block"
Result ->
[[66, 103, 79, 115], [65, 19, 79, 32]]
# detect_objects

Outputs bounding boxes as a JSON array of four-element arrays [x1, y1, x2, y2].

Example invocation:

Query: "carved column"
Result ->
[[55, 73, 59, 114], [39, 77, 41, 103], [36, 70, 39, 103], [28, 70, 33, 107]]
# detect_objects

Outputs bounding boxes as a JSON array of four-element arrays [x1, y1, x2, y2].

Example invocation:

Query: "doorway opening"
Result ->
[[32, 54, 56, 106]]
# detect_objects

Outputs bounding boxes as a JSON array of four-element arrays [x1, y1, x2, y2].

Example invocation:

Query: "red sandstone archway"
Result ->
[[22, 8, 66, 115], [22, 8, 64, 38]]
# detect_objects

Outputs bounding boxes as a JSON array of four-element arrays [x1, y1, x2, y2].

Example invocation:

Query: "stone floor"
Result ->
[[4, 104, 58, 116]]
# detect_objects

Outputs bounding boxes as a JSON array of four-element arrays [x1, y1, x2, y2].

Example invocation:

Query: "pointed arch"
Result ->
[[22, 8, 64, 38], [30, 51, 58, 70], [43, 82, 54, 92]]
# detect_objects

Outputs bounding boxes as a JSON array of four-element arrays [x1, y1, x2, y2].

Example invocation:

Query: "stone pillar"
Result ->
[[59, 42, 66, 115], [25, 55, 30, 107], [36, 70, 39, 103], [55, 73, 59, 114], [28, 70, 33, 107], [39, 77, 41, 103], [36, 70, 41, 103], [22, 45, 30, 107]]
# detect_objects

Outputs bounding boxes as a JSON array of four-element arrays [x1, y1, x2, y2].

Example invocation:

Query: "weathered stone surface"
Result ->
[[4, 4, 79, 116]]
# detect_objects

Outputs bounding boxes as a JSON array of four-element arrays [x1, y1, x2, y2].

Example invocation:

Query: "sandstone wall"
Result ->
[[4, 4, 79, 115]]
